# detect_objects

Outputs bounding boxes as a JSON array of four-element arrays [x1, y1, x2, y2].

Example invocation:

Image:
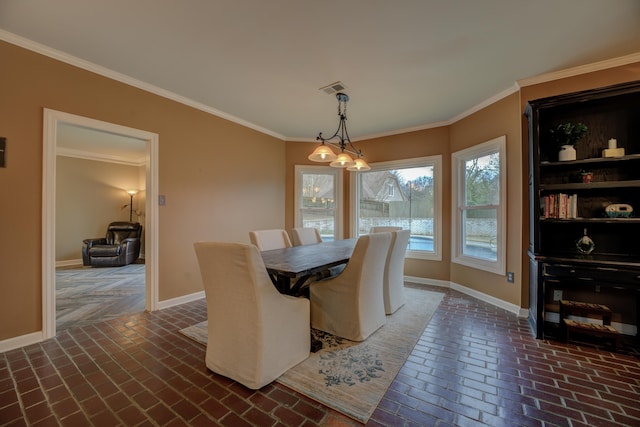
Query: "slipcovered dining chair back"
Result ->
[[370, 226, 402, 233], [291, 227, 322, 246], [381, 229, 410, 314], [309, 232, 391, 341], [194, 242, 310, 389], [249, 229, 292, 251]]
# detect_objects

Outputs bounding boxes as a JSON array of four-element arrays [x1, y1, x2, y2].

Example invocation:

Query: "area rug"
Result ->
[[178, 286, 444, 423]]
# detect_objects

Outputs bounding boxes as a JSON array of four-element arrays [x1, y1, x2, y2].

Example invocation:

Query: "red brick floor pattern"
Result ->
[[1, 285, 639, 426]]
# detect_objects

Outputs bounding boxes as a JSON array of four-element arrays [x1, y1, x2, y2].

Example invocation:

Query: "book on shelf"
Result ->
[[541, 193, 577, 219]]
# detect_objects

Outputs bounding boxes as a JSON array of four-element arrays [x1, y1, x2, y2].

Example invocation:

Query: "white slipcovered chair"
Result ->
[[370, 226, 402, 233], [193, 242, 310, 390], [309, 233, 391, 341], [381, 229, 410, 314], [291, 227, 322, 246], [249, 229, 292, 251]]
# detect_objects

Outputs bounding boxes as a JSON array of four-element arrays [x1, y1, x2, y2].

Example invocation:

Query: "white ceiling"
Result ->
[[2, 0, 640, 147]]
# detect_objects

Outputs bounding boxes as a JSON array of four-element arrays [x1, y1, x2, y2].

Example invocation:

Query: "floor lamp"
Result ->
[[126, 190, 137, 222]]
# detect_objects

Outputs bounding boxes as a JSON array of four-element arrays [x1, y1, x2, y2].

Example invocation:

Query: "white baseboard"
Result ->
[[404, 275, 450, 288], [0, 331, 44, 353], [157, 291, 205, 310], [404, 275, 528, 318], [56, 258, 83, 267], [1, 291, 205, 354]]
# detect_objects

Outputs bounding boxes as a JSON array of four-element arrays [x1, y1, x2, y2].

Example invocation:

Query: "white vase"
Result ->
[[558, 145, 576, 161]]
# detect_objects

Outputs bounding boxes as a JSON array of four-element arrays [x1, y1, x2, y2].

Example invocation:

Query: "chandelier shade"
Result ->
[[347, 157, 371, 171], [330, 152, 355, 168], [310, 92, 369, 171], [308, 144, 337, 162]]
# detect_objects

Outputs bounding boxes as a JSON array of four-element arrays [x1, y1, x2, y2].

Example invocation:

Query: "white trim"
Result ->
[[291, 85, 521, 143], [404, 275, 526, 318], [448, 84, 521, 126], [43, 109, 160, 340], [157, 291, 205, 310], [56, 147, 146, 166], [351, 156, 442, 261], [404, 276, 450, 289], [0, 29, 284, 141], [449, 281, 523, 317], [517, 52, 640, 88], [0, 332, 44, 354], [451, 136, 507, 275], [294, 165, 344, 239], [3, 29, 637, 144], [55, 259, 83, 268]]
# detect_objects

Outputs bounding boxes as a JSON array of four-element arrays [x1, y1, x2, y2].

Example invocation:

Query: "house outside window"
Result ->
[[295, 165, 343, 241], [351, 156, 442, 260], [451, 135, 506, 275]]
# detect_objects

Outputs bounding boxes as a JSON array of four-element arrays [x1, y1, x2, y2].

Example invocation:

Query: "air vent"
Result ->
[[320, 81, 348, 95]]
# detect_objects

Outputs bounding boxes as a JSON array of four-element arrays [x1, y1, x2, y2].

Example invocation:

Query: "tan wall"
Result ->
[[286, 96, 523, 305], [286, 64, 640, 311], [0, 40, 285, 340], [286, 127, 452, 281], [2, 37, 637, 343], [55, 156, 143, 261], [449, 93, 523, 306]]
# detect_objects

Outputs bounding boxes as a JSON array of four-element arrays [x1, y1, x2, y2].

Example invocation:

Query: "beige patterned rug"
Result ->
[[179, 286, 444, 423]]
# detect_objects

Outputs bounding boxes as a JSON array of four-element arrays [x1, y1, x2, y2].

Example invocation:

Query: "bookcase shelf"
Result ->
[[526, 81, 640, 341], [540, 180, 640, 191], [540, 217, 640, 224]]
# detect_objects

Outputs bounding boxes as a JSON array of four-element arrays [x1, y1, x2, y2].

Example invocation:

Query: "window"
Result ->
[[452, 136, 506, 275], [351, 156, 442, 260], [295, 165, 343, 241]]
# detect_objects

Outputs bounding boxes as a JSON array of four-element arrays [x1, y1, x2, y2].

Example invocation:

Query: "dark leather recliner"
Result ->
[[82, 222, 142, 267]]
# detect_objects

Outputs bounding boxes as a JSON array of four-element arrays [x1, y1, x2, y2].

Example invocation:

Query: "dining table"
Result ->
[[260, 238, 357, 295]]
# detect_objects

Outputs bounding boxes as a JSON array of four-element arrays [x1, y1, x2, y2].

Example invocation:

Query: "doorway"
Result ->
[[42, 109, 159, 339]]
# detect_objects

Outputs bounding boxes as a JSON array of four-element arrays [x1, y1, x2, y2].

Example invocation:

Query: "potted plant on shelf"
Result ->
[[549, 122, 588, 161]]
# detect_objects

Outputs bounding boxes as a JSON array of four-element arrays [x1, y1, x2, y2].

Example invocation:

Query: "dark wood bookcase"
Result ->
[[526, 81, 640, 340]]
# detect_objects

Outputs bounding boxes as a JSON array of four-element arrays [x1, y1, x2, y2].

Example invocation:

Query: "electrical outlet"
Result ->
[[553, 290, 563, 301], [507, 272, 514, 283]]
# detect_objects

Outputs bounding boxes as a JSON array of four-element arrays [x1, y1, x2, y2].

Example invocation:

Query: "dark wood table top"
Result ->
[[261, 238, 357, 278]]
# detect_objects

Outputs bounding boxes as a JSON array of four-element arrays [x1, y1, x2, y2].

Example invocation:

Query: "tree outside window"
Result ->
[[452, 136, 506, 275], [352, 156, 442, 260]]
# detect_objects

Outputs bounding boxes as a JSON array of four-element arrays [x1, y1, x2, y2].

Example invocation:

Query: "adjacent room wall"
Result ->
[[0, 40, 285, 341], [55, 156, 144, 262]]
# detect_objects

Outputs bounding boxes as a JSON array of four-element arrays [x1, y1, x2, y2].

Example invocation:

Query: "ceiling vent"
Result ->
[[320, 81, 348, 95]]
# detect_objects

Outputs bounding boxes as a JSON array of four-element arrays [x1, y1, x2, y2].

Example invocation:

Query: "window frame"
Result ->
[[294, 165, 344, 240], [451, 135, 507, 275], [350, 156, 442, 261]]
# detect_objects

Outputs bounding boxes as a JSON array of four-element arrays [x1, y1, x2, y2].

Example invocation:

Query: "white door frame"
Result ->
[[42, 108, 160, 339]]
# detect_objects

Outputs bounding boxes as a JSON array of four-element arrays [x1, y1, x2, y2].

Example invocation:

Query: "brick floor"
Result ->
[[1, 285, 639, 426]]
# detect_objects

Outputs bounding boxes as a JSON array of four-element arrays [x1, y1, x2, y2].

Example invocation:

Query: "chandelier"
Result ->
[[308, 92, 370, 171]]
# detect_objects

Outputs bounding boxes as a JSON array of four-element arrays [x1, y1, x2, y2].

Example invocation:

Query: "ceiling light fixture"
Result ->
[[308, 92, 370, 171]]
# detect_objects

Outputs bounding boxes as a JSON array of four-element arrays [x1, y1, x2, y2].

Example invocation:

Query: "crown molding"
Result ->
[[56, 147, 145, 166], [0, 29, 286, 141], [3, 29, 638, 143], [517, 52, 640, 87], [288, 84, 520, 142]]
